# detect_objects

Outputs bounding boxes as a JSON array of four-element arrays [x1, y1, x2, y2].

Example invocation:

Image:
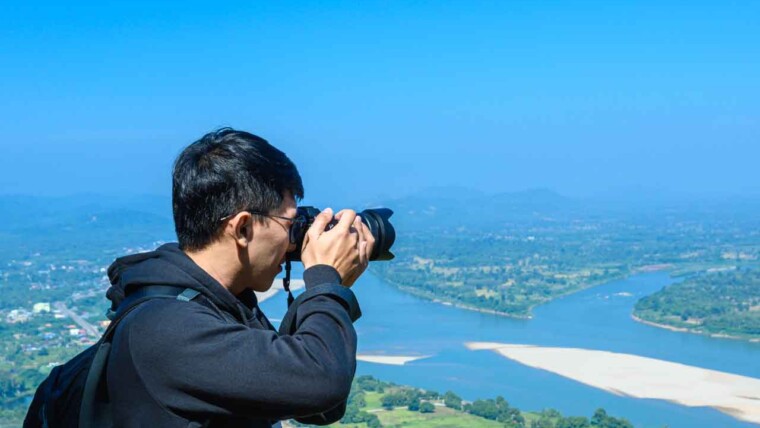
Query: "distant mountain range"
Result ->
[[0, 194, 172, 232], [1, 188, 758, 237], [0, 195, 174, 258], [375, 187, 760, 232]]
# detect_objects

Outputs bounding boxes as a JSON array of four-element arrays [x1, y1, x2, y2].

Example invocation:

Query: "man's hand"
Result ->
[[340, 210, 376, 286], [301, 208, 376, 287]]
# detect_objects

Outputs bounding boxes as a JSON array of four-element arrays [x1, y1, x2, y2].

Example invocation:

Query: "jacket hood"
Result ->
[[106, 243, 258, 322]]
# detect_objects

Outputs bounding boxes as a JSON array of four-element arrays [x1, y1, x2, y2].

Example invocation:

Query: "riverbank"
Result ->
[[383, 271, 631, 320], [631, 314, 760, 343], [396, 284, 530, 319], [466, 342, 760, 425], [272, 270, 760, 427], [631, 267, 760, 343]]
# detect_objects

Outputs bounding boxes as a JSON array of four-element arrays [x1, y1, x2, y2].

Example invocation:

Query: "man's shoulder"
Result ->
[[120, 295, 229, 340]]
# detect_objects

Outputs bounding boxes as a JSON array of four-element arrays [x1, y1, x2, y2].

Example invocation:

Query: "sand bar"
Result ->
[[356, 354, 431, 366], [466, 342, 760, 425]]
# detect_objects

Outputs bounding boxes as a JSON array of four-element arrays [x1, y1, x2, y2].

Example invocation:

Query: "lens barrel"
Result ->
[[286, 207, 396, 262]]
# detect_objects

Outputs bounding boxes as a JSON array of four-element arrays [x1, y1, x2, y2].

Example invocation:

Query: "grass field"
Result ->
[[374, 408, 503, 427], [363, 391, 383, 410]]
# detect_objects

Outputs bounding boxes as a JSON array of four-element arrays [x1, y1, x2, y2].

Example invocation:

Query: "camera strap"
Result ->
[[282, 259, 294, 307]]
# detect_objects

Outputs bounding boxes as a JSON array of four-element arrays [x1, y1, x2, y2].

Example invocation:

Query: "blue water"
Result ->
[[260, 272, 760, 428]]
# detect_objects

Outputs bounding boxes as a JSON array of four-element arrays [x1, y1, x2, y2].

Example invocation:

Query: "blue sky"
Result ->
[[0, 1, 757, 206]]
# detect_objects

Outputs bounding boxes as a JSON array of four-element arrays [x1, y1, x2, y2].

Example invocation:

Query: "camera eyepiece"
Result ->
[[286, 207, 396, 262]]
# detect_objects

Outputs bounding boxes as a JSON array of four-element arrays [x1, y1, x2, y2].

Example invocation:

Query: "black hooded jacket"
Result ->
[[104, 243, 361, 427]]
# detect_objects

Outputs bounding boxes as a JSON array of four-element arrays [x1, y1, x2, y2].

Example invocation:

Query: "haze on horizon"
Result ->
[[0, 1, 757, 206]]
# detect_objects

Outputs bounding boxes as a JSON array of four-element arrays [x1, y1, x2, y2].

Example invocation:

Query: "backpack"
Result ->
[[24, 285, 201, 428]]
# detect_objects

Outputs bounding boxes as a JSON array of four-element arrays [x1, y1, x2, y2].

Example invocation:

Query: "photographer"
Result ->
[[104, 128, 374, 427]]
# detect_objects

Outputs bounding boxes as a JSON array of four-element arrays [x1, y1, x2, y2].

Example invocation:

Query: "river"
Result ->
[[259, 271, 760, 428]]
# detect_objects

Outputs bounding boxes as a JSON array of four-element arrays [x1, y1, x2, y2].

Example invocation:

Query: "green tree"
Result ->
[[420, 402, 436, 413], [408, 397, 421, 411], [591, 409, 608, 426], [366, 415, 383, 428], [443, 390, 462, 410], [531, 416, 555, 428], [348, 390, 366, 408], [380, 395, 396, 410], [356, 375, 387, 393], [540, 408, 562, 418], [590, 408, 633, 428], [556, 416, 590, 428]]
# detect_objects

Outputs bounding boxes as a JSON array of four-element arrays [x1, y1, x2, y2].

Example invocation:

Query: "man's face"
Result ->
[[246, 193, 297, 292]]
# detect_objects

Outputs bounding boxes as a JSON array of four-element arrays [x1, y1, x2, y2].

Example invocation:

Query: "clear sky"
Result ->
[[0, 1, 757, 206]]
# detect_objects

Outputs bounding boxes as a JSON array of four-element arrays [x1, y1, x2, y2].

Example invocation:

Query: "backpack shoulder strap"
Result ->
[[79, 285, 201, 428]]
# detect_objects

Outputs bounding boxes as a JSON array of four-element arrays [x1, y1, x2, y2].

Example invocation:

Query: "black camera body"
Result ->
[[286, 207, 396, 262]]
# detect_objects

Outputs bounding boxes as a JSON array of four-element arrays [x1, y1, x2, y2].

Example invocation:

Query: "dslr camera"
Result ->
[[286, 207, 396, 262]]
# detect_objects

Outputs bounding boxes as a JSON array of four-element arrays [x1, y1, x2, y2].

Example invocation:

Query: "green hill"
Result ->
[[292, 375, 634, 428]]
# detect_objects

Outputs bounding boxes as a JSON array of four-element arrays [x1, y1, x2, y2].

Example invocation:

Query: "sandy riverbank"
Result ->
[[631, 314, 760, 343], [432, 298, 532, 319], [356, 354, 431, 366], [254, 279, 306, 303], [394, 285, 530, 319], [388, 273, 630, 321], [466, 342, 760, 425]]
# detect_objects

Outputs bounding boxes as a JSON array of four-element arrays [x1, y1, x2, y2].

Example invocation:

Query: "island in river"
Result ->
[[633, 267, 760, 341], [370, 189, 760, 334]]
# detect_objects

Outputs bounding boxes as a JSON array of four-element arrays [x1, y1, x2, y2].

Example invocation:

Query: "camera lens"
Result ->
[[286, 207, 395, 262], [358, 208, 396, 261]]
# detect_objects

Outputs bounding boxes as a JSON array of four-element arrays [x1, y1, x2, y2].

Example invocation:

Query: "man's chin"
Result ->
[[251, 276, 277, 293]]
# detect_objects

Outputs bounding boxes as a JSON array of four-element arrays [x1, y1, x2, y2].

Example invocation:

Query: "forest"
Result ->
[[634, 268, 760, 339]]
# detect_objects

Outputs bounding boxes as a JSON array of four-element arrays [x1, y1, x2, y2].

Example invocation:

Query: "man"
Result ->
[[104, 128, 374, 427]]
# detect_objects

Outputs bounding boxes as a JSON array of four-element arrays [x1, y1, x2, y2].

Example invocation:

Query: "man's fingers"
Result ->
[[353, 216, 364, 242], [349, 225, 360, 247], [363, 223, 376, 259], [359, 241, 368, 266], [360, 222, 373, 243], [308, 208, 333, 239], [301, 232, 311, 252], [357, 222, 373, 245], [334, 209, 357, 232]]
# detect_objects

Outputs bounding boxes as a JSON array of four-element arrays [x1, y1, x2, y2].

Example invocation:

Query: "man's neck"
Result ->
[[184, 246, 246, 295]]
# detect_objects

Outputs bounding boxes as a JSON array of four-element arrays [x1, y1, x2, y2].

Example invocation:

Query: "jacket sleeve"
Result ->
[[280, 266, 361, 425], [124, 266, 361, 422]]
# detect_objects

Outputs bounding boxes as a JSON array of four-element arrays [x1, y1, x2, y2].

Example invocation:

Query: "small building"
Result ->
[[33, 302, 51, 313], [6, 309, 32, 323]]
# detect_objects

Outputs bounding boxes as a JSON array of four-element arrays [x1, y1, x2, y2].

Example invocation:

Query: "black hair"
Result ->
[[172, 128, 304, 251]]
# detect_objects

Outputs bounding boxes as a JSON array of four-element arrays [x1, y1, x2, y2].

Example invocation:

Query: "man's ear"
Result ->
[[228, 211, 253, 247]]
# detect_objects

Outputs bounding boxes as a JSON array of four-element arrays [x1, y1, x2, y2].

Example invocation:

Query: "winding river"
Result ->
[[260, 271, 760, 428]]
